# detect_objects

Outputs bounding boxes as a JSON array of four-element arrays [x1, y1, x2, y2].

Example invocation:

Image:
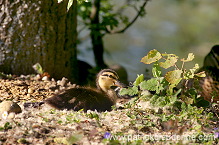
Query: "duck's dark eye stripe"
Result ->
[[109, 75, 117, 79], [102, 74, 117, 80]]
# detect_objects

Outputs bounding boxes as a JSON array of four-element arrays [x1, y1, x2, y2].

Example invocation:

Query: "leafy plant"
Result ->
[[54, 132, 83, 145], [141, 49, 205, 94], [119, 49, 215, 137], [32, 63, 44, 75], [86, 111, 101, 127], [121, 49, 205, 104], [0, 122, 12, 131]]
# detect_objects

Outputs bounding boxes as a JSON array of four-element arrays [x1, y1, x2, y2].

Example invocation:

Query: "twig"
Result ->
[[105, 0, 150, 34]]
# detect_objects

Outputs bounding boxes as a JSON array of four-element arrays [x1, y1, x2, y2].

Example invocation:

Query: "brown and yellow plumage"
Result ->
[[45, 69, 124, 111], [187, 45, 219, 102]]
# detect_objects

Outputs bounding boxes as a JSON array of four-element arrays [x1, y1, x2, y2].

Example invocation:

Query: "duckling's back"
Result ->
[[197, 66, 219, 102], [186, 45, 219, 102], [45, 87, 115, 112]]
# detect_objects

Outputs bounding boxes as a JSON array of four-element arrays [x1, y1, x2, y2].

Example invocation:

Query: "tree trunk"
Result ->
[[90, 0, 107, 69], [0, 0, 78, 83]]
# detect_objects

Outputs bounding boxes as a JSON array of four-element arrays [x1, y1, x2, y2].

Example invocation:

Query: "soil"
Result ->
[[0, 74, 218, 145]]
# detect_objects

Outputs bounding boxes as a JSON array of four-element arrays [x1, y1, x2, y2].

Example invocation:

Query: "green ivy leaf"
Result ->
[[139, 77, 166, 94], [4, 122, 12, 130], [152, 62, 161, 77], [159, 54, 178, 69], [140, 79, 158, 92], [181, 53, 195, 62], [119, 86, 138, 96], [141, 49, 162, 64], [165, 70, 182, 85], [133, 74, 144, 86]]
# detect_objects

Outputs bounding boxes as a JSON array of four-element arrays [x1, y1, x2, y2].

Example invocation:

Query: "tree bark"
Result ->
[[90, 0, 107, 69], [0, 0, 78, 83]]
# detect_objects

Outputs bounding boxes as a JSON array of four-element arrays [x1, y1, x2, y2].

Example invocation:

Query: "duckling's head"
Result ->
[[96, 69, 124, 92]]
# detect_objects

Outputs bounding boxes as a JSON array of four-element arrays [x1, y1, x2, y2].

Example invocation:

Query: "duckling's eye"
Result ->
[[108, 75, 115, 79]]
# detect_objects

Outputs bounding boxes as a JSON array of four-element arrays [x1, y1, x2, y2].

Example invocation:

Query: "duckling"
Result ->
[[187, 45, 219, 102], [44, 69, 124, 111]]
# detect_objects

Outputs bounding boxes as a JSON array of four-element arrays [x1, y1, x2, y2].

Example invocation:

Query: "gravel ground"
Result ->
[[0, 74, 218, 145]]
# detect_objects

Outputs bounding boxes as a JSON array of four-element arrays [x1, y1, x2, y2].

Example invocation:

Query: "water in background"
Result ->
[[78, 0, 219, 81]]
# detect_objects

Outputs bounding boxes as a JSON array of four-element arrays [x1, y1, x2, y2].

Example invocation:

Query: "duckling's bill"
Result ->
[[114, 80, 127, 88]]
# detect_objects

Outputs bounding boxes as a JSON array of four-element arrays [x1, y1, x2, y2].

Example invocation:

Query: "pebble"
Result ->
[[128, 129, 136, 134], [28, 88, 34, 94], [0, 101, 22, 119], [0, 101, 22, 113], [72, 84, 79, 88], [42, 76, 49, 81], [57, 77, 68, 87], [21, 90, 27, 95], [34, 74, 41, 81], [55, 89, 59, 93], [26, 94, 31, 98]]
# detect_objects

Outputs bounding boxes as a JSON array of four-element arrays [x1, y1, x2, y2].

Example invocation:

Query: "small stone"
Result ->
[[28, 88, 34, 94], [55, 89, 59, 93], [26, 94, 31, 98], [42, 76, 49, 81], [57, 77, 68, 87], [34, 74, 41, 81], [7, 112, 15, 119], [59, 86, 66, 90], [44, 85, 50, 90], [21, 90, 27, 95], [128, 129, 136, 134], [20, 75, 26, 78], [13, 96, 20, 102], [72, 84, 79, 88], [0, 101, 22, 114]]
